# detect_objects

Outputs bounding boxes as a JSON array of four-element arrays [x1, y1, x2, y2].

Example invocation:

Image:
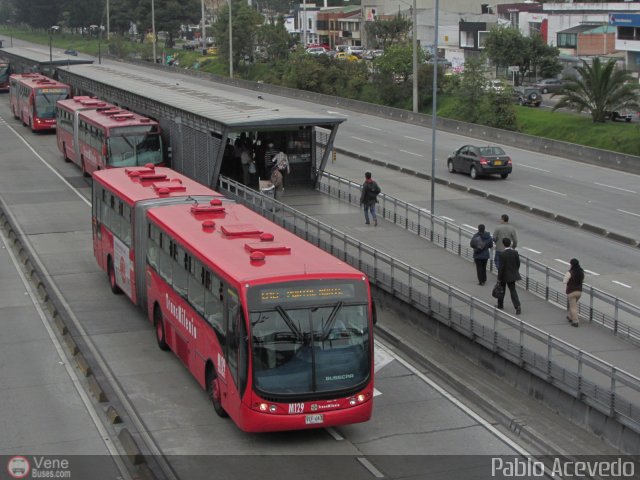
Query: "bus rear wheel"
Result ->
[[107, 256, 122, 294], [208, 375, 228, 418], [154, 306, 169, 351], [81, 157, 90, 178], [62, 143, 71, 163]]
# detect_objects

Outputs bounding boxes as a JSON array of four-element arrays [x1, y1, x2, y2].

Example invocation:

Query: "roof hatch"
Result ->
[[191, 199, 226, 215], [221, 224, 262, 237]]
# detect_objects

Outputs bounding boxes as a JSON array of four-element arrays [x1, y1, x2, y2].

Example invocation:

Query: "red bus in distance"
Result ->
[[9, 74, 70, 131], [92, 166, 375, 432], [56, 97, 163, 177], [0, 62, 9, 91]]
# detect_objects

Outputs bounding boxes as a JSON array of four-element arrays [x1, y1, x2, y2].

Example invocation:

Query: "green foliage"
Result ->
[[256, 16, 292, 64], [213, 0, 263, 71], [485, 90, 518, 131], [364, 13, 411, 49], [552, 58, 640, 123], [452, 55, 488, 124]]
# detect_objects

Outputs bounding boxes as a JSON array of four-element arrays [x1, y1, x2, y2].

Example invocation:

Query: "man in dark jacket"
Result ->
[[496, 237, 522, 315], [360, 171, 381, 226], [471, 224, 493, 285]]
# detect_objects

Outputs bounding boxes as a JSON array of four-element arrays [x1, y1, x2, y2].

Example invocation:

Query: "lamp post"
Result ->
[[201, 0, 206, 53], [429, 0, 439, 216], [229, 0, 233, 79], [7, 19, 12, 47], [151, 0, 157, 63], [49, 27, 53, 64], [98, 26, 102, 64], [107, 0, 110, 39], [411, 0, 417, 113]]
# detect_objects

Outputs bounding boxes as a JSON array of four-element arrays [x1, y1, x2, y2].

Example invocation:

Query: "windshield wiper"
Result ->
[[275, 306, 304, 342], [320, 302, 344, 341]]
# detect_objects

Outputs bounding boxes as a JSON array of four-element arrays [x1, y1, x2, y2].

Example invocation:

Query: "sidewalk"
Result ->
[[277, 186, 640, 410]]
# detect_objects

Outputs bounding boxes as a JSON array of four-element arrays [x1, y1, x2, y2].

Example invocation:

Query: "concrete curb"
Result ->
[[87, 374, 108, 403], [118, 428, 144, 465]]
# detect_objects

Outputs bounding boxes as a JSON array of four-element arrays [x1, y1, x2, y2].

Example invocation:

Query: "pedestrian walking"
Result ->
[[492, 214, 517, 272], [270, 164, 284, 199], [359, 172, 381, 226], [263, 142, 278, 174], [470, 224, 493, 285], [240, 145, 253, 186], [496, 237, 522, 315], [272, 151, 290, 189], [563, 258, 584, 327]]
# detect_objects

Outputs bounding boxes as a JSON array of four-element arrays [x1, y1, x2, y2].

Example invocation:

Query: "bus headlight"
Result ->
[[356, 394, 367, 403], [258, 403, 269, 412]]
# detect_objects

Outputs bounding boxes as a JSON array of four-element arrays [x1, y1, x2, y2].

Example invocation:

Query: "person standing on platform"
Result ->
[[563, 258, 584, 327], [496, 238, 522, 315], [359, 171, 381, 226], [272, 151, 290, 190], [264, 142, 278, 175], [493, 214, 517, 272], [470, 224, 493, 285]]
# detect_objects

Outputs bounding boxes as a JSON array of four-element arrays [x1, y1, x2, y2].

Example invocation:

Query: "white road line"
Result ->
[[522, 247, 541, 254], [440, 216, 455, 222], [326, 427, 344, 441], [518, 164, 551, 173], [555, 259, 570, 266], [0, 230, 132, 479], [357, 457, 385, 478], [375, 341, 533, 457], [352, 136, 373, 143], [617, 209, 640, 218], [373, 388, 382, 397], [328, 111, 345, 115], [595, 182, 637, 194], [612, 281, 632, 289], [399, 149, 424, 157], [362, 124, 381, 131], [403, 135, 425, 142], [529, 185, 567, 196], [584, 269, 600, 276]]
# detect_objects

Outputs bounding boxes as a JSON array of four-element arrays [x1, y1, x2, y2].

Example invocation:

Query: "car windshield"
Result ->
[[248, 279, 371, 396], [479, 146, 506, 156], [108, 126, 162, 167]]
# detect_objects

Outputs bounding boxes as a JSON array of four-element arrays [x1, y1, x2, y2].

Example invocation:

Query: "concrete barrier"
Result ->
[[555, 215, 581, 227], [75, 352, 92, 377], [118, 428, 144, 465], [87, 374, 107, 402], [606, 231, 638, 246], [581, 223, 608, 236], [106, 406, 122, 425], [508, 201, 531, 212], [530, 207, 556, 220], [448, 182, 468, 192]]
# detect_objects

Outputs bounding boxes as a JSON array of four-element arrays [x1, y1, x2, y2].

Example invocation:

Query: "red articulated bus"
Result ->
[[92, 166, 375, 432], [0, 62, 9, 91], [56, 97, 163, 177], [9, 74, 70, 131]]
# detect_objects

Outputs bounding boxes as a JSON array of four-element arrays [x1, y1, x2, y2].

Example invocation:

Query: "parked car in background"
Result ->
[[64, 49, 78, 56], [336, 52, 359, 62], [534, 78, 566, 94], [606, 109, 635, 122], [346, 45, 365, 58], [512, 87, 542, 107], [362, 49, 384, 60], [447, 145, 512, 180], [306, 46, 328, 56]]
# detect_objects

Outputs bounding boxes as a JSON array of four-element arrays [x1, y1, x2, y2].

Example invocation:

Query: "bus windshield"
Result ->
[[108, 126, 162, 167], [0, 64, 9, 83], [249, 280, 370, 396], [35, 89, 69, 119]]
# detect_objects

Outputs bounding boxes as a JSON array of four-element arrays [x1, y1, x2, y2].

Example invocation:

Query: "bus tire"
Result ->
[[62, 143, 71, 162], [81, 157, 90, 178], [154, 305, 169, 351], [107, 256, 122, 294], [12, 107, 18, 120], [207, 369, 228, 418]]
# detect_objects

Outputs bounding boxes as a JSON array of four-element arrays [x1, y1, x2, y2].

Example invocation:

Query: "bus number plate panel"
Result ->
[[305, 414, 324, 425]]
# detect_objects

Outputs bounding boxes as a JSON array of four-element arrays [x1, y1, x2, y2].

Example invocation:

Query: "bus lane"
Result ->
[[0, 100, 544, 479]]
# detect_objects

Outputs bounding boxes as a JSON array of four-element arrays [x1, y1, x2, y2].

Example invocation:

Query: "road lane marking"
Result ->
[[595, 182, 637, 193], [403, 135, 425, 142], [352, 136, 373, 143], [522, 247, 541, 254], [617, 209, 640, 218], [584, 269, 600, 276], [555, 259, 570, 266], [612, 281, 632, 288], [326, 428, 344, 441], [362, 124, 381, 131], [529, 185, 567, 196], [328, 111, 345, 115], [519, 164, 551, 173], [357, 458, 385, 478], [399, 149, 424, 157]]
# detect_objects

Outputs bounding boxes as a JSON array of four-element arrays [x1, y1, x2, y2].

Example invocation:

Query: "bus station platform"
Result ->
[[275, 180, 640, 453]]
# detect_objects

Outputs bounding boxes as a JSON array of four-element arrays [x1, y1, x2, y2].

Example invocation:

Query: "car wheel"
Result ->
[[470, 166, 478, 180], [500, 173, 509, 179], [447, 159, 456, 173], [542, 88, 548, 94]]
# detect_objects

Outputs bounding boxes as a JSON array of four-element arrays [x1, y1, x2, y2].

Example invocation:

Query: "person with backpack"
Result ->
[[470, 224, 493, 285], [563, 258, 585, 327], [360, 171, 381, 226]]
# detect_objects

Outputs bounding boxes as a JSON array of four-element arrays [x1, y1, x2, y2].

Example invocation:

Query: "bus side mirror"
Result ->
[[371, 301, 377, 325]]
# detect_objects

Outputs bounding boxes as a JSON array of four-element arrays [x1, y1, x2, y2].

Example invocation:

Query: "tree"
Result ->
[[364, 13, 411, 50], [62, 0, 103, 32], [136, 0, 201, 48], [484, 26, 560, 85], [486, 90, 518, 131], [552, 58, 640, 123], [256, 15, 292, 64], [453, 55, 489, 124], [10, 0, 61, 29], [213, 0, 263, 72]]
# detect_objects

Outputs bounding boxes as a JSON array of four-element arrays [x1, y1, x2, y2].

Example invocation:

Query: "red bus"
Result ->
[[92, 166, 375, 432], [9, 74, 70, 131], [0, 62, 9, 91], [57, 97, 163, 177]]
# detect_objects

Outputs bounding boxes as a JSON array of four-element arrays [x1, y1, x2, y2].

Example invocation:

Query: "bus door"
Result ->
[[224, 289, 248, 416], [92, 182, 104, 270], [73, 110, 82, 162]]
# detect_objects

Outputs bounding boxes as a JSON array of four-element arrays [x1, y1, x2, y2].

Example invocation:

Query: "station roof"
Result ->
[[0, 46, 94, 66], [62, 63, 346, 130]]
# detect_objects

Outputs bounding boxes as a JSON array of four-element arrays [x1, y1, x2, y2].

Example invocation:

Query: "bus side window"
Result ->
[[158, 233, 173, 285], [121, 204, 132, 246], [204, 270, 224, 345], [172, 243, 189, 298], [147, 223, 160, 271], [187, 259, 205, 315], [226, 292, 240, 387]]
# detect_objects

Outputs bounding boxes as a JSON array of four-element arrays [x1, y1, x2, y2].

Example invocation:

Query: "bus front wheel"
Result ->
[[208, 373, 228, 418], [107, 256, 122, 294], [154, 306, 169, 351]]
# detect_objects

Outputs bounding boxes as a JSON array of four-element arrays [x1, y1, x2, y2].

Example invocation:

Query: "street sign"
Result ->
[[508, 66, 519, 72]]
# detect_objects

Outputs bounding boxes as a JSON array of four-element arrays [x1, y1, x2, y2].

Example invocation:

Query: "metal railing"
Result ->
[[317, 171, 640, 346], [218, 176, 640, 434]]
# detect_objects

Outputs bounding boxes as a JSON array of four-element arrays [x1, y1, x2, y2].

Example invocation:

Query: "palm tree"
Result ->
[[552, 58, 640, 123]]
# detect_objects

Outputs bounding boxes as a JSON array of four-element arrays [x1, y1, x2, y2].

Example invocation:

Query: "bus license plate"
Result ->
[[305, 414, 324, 425]]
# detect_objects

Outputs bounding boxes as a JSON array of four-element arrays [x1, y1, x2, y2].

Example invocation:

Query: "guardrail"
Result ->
[[218, 176, 640, 435], [316, 171, 640, 346]]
